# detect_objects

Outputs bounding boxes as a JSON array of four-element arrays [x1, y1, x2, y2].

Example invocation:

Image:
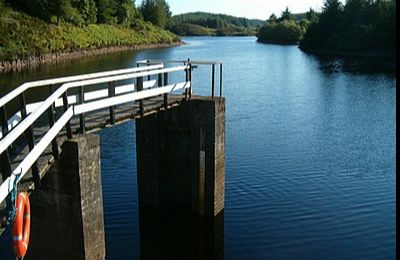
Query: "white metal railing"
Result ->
[[0, 63, 164, 139], [0, 63, 192, 204]]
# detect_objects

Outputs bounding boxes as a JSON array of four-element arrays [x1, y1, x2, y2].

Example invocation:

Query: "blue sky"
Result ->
[[138, 0, 332, 20]]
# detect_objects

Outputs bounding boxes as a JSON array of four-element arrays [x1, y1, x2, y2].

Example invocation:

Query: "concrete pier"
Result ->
[[136, 96, 225, 216], [26, 134, 105, 260]]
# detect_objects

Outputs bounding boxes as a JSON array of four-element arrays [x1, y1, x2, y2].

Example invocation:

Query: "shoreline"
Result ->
[[0, 41, 183, 74]]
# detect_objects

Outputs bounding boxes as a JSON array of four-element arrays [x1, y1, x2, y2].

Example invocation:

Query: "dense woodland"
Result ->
[[0, 0, 178, 62], [299, 0, 396, 58], [169, 12, 264, 36], [257, 8, 316, 44]]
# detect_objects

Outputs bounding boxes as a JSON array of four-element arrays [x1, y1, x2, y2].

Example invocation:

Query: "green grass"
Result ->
[[0, 7, 180, 61]]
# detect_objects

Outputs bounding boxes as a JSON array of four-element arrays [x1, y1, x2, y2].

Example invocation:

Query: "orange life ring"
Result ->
[[12, 192, 30, 259]]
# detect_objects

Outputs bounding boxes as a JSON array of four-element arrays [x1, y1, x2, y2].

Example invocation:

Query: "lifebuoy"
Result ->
[[12, 192, 30, 259]]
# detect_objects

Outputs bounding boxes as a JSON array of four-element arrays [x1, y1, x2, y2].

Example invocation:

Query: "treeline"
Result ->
[[169, 12, 264, 36], [299, 0, 396, 58], [257, 7, 317, 44], [0, 0, 179, 62], [1, 0, 172, 28]]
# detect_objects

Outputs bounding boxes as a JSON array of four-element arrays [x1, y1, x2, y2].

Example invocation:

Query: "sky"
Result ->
[[147, 0, 330, 20]]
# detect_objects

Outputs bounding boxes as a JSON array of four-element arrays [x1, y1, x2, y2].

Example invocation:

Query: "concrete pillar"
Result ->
[[136, 96, 225, 216], [26, 134, 105, 260]]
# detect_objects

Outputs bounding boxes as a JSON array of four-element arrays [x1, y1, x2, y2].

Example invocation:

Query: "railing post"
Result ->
[[219, 64, 223, 98], [48, 85, 60, 160], [211, 64, 215, 99], [19, 92, 41, 188], [137, 76, 144, 117], [189, 63, 192, 98], [108, 82, 115, 125], [184, 59, 190, 100], [147, 60, 151, 81], [79, 86, 86, 133], [163, 72, 168, 108], [62, 91, 73, 139], [0, 106, 12, 182]]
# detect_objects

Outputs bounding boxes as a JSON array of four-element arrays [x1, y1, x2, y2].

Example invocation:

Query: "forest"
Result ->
[[169, 12, 264, 36], [299, 0, 396, 58], [257, 8, 317, 44]]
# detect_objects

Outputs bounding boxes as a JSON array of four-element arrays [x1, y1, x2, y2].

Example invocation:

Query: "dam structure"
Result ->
[[0, 60, 225, 259]]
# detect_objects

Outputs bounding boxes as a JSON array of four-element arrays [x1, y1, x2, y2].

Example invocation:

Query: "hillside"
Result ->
[[0, 1, 180, 71], [169, 12, 264, 36]]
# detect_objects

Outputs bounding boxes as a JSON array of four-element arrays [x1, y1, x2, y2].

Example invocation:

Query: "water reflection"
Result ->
[[138, 206, 224, 260], [311, 54, 396, 75]]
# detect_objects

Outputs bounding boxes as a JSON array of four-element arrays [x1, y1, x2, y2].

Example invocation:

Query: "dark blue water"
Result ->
[[0, 37, 396, 259]]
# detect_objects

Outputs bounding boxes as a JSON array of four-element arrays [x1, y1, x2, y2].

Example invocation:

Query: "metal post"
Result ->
[[219, 64, 223, 98], [137, 76, 144, 117], [108, 82, 115, 125], [185, 63, 189, 100], [189, 63, 192, 98], [48, 85, 60, 160], [163, 72, 168, 108], [0, 106, 12, 182], [79, 86, 86, 133], [62, 91, 73, 139], [19, 93, 41, 188], [147, 60, 151, 81], [211, 64, 215, 99]]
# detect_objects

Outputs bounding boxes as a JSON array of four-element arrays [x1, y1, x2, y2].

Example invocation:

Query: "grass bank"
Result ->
[[0, 6, 180, 70]]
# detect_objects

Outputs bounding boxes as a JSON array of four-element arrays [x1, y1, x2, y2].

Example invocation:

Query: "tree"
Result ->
[[280, 7, 293, 21], [267, 13, 277, 23], [140, 0, 171, 29], [95, 0, 117, 24], [77, 0, 98, 24], [116, 0, 137, 25], [305, 8, 318, 23]]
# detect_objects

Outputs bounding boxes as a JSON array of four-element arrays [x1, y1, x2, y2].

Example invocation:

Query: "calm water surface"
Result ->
[[0, 37, 396, 259]]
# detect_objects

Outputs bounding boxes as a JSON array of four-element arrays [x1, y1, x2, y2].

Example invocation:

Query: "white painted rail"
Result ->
[[0, 62, 192, 204], [0, 64, 163, 139]]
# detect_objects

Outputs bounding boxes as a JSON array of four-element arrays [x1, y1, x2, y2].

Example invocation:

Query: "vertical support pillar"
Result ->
[[62, 91, 73, 139], [137, 76, 144, 117], [19, 93, 41, 188], [27, 134, 105, 260], [0, 106, 12, 182], [48, 86, 60, 160], [79, 86, 86, 133], [108, 82, 116, 125], [219, 64, 223, 98], [163, 72, 168, 108], [211, 64, 215, 99], [136, 96, 225, 217]]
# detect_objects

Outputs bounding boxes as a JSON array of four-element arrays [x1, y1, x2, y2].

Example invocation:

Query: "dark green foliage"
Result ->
[[95, 0, 116, 24], [169, 12, 263, 36], [279, 7, 294, 21], [139, 0, 171, 29], [299, 0, 396, 58], [169, 23, 214, 36], [257, 7, 308, 45], [257, 20, 304, 44]]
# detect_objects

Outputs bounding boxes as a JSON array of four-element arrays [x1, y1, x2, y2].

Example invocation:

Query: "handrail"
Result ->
[[137, 59, 223, 98], [0, 64, 191, 204], [0, 63, 164, 108], [0, 65, 188, 156]]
